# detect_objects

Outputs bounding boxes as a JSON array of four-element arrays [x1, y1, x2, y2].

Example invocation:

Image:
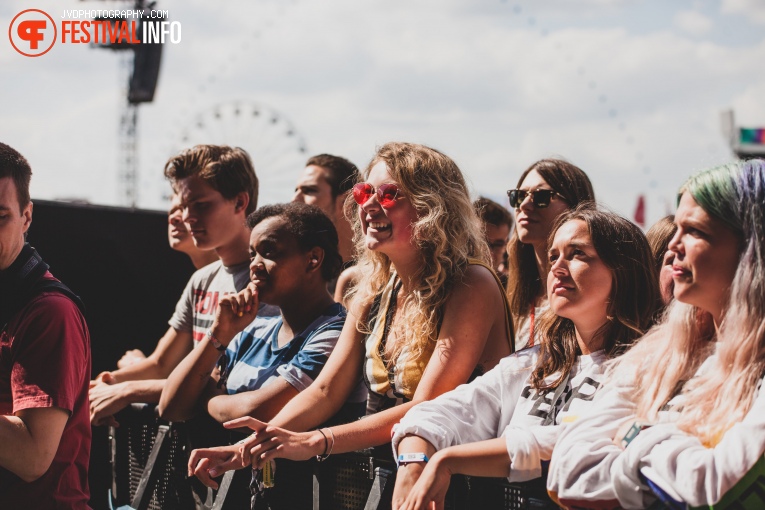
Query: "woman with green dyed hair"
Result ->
[[547, 159, 765, 509]]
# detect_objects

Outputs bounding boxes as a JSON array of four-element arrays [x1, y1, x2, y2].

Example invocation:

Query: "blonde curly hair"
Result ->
[[346, 142, 490, 366]]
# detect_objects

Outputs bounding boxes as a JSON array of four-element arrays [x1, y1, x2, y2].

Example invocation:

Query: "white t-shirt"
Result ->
[[168, 260, 278, 344]]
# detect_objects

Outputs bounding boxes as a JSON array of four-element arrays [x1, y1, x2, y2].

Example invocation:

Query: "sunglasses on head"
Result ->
[[506, 188, 565, 209], [352, 182, 401, 208]]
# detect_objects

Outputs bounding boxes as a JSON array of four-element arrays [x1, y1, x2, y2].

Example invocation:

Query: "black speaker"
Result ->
[[128, 20, 164, 104]]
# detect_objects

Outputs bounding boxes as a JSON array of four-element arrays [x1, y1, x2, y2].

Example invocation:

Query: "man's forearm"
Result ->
[[90, 379, 168, 426], [158, 337, 222, 421], [110, 360, 164, 383], [107, 327, 192, 383], [124, 379, 166, 404]]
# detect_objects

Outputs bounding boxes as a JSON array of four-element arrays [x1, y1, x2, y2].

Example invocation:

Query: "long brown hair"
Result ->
[[506, 159, 595, 322], [646, 215, 677, 271], [530, 204, 661, 390]]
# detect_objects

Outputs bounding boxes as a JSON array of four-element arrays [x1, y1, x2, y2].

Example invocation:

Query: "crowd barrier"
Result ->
[[106, 404, 562, 510]]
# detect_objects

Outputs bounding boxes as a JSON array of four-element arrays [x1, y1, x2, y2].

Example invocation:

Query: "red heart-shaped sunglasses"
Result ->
[[352, 183, 401, 208]]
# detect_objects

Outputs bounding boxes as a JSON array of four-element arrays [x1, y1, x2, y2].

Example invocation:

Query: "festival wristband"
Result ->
[[397, 452, 429, 467], [205, 328, 227, 352], [620, 421, 652, 449]]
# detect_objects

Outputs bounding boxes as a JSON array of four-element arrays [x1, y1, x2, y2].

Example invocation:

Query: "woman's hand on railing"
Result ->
[[394, 456, 452, 510], [224, 416, 324, 469], [391, 462, 425, 510]]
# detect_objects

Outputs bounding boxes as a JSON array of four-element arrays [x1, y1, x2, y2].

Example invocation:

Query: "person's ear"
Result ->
[[235, 192, 249, 213], [21, 201, 33, 234], [307, 247, 324, 273]]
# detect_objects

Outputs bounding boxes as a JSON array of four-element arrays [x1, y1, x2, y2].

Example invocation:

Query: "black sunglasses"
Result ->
[[506, 188, 565, 209]]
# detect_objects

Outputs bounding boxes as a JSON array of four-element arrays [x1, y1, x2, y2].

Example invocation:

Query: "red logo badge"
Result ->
[[9, 9, 57, 57]]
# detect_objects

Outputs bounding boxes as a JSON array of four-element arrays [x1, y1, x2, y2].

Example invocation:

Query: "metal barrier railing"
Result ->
[[106, 404, 558, 510], [108, 404, 197, 510]]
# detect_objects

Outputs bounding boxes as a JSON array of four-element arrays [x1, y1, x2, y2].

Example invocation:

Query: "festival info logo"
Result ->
[[9, 9, 57, 57], [9, 8, 178, 57]]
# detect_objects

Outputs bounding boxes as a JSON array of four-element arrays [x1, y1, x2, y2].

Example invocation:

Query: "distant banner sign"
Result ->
[[740, 128, 765, 145]]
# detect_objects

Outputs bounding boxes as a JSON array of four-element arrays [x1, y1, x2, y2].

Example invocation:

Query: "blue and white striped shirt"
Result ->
[[220, 303, 346, 395]]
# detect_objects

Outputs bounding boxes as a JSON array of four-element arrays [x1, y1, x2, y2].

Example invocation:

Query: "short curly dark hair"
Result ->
[[246, 202, 342, 281]]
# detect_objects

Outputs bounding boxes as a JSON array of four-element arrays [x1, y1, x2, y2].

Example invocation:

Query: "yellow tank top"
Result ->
[[362, 259, 513, 410]]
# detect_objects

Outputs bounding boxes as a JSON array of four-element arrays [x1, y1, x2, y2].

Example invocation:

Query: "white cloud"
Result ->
[[2, 0, 764, 228], [721, 0, 765, 25], [731, 82, 765, 126], [673, 10, 713, 36]]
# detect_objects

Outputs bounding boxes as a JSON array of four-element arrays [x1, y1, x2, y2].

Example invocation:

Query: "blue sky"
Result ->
[[2, 0, 764, 226]]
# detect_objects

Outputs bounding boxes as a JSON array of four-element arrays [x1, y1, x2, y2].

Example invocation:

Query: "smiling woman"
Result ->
[[186, 141, 515, 493]]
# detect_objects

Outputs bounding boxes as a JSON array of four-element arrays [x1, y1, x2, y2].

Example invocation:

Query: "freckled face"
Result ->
[[668, 192, 741, 321], [357, 161, 419, 257]]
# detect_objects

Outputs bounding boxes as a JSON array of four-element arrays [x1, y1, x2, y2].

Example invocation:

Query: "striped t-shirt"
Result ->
[[220, 303, 346, 394]]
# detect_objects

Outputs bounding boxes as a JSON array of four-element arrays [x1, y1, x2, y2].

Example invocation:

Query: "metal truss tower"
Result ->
[[119, 102, 139, 208], [89, 0, 163, 207]]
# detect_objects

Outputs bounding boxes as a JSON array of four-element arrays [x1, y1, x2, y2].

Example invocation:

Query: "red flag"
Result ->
[[634, 195, 645, 228]]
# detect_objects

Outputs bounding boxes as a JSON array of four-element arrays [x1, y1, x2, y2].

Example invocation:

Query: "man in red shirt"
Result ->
[[0, 142, 91, 509]]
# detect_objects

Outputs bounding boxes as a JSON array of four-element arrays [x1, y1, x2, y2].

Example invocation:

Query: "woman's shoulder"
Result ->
[[442, 264, 507, 328], [455, 262, 503, 295]]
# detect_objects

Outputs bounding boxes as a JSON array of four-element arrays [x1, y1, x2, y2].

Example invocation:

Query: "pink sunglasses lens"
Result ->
[[377, 184, 399, 207], [353, 183, 374, 205]]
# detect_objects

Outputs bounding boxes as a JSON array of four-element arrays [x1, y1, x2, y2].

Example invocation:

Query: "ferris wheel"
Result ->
[[176, 100, 309, 205]]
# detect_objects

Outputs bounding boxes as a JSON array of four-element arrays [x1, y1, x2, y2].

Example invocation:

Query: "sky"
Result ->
[[2, 0, 764, 227]]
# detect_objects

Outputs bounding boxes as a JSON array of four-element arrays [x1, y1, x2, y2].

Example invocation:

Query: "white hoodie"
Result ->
[[548, 351, 765, 509], [392, 346, 607, 483]]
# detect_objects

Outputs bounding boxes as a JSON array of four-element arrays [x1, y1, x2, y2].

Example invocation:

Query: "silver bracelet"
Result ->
[[326, 428, 335, 458]]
